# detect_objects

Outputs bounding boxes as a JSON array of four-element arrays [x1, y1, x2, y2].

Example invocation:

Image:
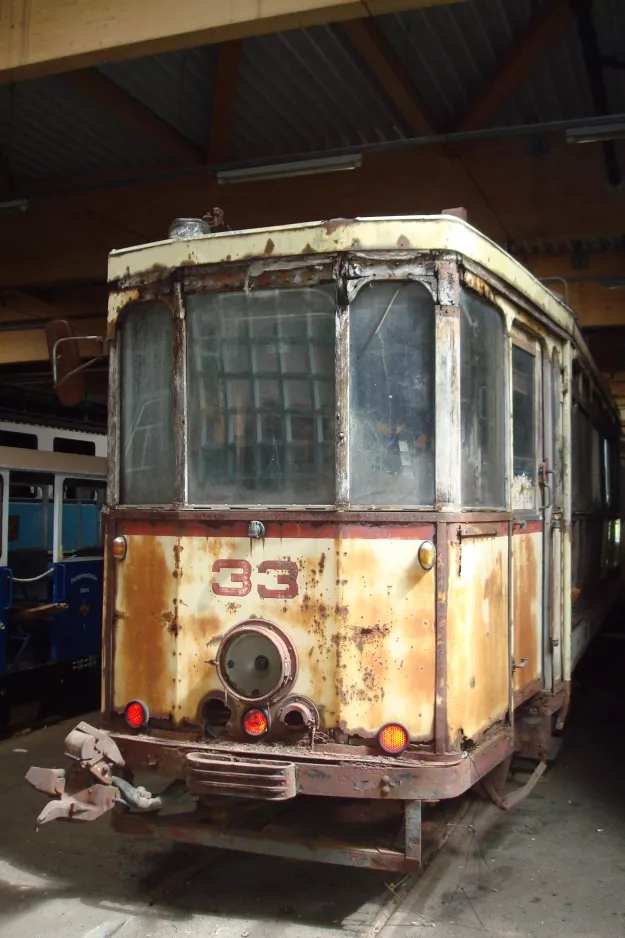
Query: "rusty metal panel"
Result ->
[[446, 532, 509, 744], [111, 522, 436, 740], [512, 528, 543, 697], [336, 531, 436, 739], [112, 534, 179, 717]]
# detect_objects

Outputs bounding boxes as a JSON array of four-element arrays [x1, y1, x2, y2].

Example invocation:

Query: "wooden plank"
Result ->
[[0, 0, 465, 83], [60, 69, 203, 165], [207, 41, 244, 164], [342, 19, 437, 136], [0, 318, 106, 364], [455, 0, 574, 132]]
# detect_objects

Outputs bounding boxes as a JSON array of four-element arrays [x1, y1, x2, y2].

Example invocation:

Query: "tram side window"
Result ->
[[7, 472, 54, 586], [572, 407, 602, 511], [460, 287, 506, 508], [512, 345, 537, 510], [120, 301, 175, 505], [349, 281, 435, 506], [62, 480, 106, 556], [186, 286, 335, 505]]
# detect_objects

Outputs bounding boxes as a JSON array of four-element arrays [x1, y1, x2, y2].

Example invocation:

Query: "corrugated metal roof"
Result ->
[[227, 25, 410, 160], [0, 75, 171, 178], [510, 235, 625, 255], [1, 0, 625, 179], [378, 0, 536, 129], [99, 47, 219, 148]]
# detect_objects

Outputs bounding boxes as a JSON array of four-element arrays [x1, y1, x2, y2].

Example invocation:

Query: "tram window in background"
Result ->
[[0, 430, 37, 449], [53, 437, 95, 456], [349, 281, 434, 506], [460, 287, 506, 508], [186, 286, 335, 504], [512, 345, 537, 510], [62, 480, 106, 556], [120, 301, 174, 505]]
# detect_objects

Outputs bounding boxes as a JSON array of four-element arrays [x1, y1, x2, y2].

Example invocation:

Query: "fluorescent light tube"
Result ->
[[0, 198, 28, 214], [566, 121, 625, 144], [217, 154, 363, 185]]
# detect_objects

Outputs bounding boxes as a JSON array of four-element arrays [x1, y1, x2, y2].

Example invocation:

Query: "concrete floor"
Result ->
[[2, 629, 624, 938]]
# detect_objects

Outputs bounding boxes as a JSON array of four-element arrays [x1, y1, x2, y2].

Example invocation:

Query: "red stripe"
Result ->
[[118, 519, 436, 540], [512, 520, 543, 535]]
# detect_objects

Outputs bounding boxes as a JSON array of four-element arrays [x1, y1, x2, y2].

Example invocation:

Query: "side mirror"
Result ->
[[45, 320, 108, 407]]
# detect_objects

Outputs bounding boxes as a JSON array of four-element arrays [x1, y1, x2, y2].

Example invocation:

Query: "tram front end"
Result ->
[[26, 217, 517, 871]]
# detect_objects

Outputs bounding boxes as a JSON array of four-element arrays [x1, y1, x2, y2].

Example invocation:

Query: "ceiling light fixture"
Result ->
[[0, 198, 28, 214], [217, 154, 363, 185], [566, 120, 625, 144]]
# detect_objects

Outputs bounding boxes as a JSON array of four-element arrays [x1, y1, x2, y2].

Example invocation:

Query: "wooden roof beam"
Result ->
[[455, 0, 574, 133], [342, 18, 438, 136], [0, 0, 467, 84], [60, 68, 204, 166], [207, 41, 244, 164]]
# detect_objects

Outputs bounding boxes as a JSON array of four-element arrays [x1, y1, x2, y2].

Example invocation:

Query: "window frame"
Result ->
[[184, 283, 337, 508], [347, 278, 437, 509], [511, 330, 542, 516], [111, 259, 519, 512]]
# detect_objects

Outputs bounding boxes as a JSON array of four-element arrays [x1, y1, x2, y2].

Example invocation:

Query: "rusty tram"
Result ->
[[27, 215, 623, 871]]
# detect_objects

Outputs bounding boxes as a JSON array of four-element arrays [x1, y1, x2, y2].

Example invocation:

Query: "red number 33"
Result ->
[[211, 559, 298, 599], [211, 559, 252, 596]]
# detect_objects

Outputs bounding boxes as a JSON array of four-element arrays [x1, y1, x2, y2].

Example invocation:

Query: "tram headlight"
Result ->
[[216, 620, 297, 704], [417, 540, 436, 571]]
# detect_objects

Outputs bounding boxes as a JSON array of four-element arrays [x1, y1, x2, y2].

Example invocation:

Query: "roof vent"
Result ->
[[168, 218, 211, 240]]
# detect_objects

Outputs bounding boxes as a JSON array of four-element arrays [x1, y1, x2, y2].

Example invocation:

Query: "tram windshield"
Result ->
[[186, 285, 336, 505], [119, 279, 440, 507]]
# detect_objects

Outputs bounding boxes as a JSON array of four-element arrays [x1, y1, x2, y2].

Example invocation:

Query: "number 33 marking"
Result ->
[[212, 559, 299, 599]]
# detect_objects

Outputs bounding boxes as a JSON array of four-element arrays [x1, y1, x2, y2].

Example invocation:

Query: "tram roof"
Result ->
[[110, 214, 575, 326], [109, 214, 625, 419]]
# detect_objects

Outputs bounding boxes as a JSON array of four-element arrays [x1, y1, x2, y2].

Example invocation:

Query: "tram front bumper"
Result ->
[[26, 721, 517, 825]]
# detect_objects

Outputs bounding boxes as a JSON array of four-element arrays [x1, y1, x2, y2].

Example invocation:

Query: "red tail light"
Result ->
[[242, 708, 269, 737], [125, 700, 149, 729], [378, 723, 409, 754]]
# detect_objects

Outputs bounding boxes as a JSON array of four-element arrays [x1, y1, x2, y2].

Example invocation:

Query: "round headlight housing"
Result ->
[[216, 620, 297, 704]]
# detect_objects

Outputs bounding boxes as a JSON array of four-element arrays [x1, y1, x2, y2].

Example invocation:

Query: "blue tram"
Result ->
[[0, 421, 106, 727]]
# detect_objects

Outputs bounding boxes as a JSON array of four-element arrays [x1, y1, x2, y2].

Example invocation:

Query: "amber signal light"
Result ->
[[125, 699, 149, 729], [378, 722, 409, 754], [242, 707, 270, 737], [112, 535, 127, 560]]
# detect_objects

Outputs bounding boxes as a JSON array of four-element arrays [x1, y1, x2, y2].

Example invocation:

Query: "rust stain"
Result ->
[[446, 535, 509, 743], [512, 532, 541, 692], [264, 238, 275, 256], [324, 219, 347, 235], [113, 534, 177, 718], [173, 540, 183, 579]]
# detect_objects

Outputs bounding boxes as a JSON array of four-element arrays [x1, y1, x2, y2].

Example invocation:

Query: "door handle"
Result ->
[[538, 465, 553, 513], [2, 568, 12, 610]]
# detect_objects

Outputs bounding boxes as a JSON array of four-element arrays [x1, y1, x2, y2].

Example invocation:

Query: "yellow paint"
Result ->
[[446, 535, 509, 743], [112, 530, 436, 738]]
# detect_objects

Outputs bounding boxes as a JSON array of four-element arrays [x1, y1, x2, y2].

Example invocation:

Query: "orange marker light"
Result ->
[[242, 708, 269, 737], [125, 700, 148, 729], [112, 536, 127, 560], [378, 722, 409, 754]]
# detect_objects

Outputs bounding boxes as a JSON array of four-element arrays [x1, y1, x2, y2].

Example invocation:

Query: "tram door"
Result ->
[[511, 334, 544, 703], [543, 347, 565, 690]]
